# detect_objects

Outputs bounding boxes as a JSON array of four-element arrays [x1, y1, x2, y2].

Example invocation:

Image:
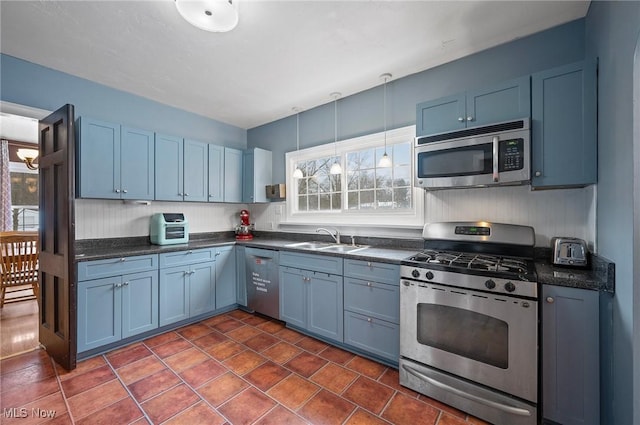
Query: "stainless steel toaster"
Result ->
[[551, 237, 588, 267]]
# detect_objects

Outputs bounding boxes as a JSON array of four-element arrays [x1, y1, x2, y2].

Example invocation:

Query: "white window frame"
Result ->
[[284, 125, 423, 227]]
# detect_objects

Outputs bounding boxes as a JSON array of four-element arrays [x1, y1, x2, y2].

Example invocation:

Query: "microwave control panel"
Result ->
[[498, 138, 525, 171]]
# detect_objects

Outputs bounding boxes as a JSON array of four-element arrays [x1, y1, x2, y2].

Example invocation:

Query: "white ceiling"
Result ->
[[0, 1, 590, 129]]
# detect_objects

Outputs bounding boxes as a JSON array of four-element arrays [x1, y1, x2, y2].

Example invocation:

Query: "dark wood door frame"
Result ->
[[38, 104, 77, 370]]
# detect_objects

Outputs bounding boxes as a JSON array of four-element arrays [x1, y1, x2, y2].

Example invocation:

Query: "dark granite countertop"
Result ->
[[75, 231, 418, 265], [534, 249, 615, 293]]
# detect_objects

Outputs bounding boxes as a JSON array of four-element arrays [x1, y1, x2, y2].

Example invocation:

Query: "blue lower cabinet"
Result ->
[[215, 246, 236, 309], [159, 261, 215, 326], [279, 265, 343, 343], [344, 311, 399, 362], [78, 270, 158, 353]]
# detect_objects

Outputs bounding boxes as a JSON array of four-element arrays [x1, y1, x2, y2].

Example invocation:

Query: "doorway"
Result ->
[[0, 103, 47, 359]]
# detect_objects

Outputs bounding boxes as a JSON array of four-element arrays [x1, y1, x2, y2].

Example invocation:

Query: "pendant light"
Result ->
[[329, 92, 342, 175], [378, 73, 393, 168], [292, 107, 304, 179]]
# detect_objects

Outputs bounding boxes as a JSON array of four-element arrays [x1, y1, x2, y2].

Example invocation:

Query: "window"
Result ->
[[9, 162, 39, 231], [285, 125, 422, 226]]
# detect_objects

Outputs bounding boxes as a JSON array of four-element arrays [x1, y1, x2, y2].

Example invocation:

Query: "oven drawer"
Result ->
[[344, 277, 399, 324], [344, 259, 399, 286], [344, 311, 399, 362]]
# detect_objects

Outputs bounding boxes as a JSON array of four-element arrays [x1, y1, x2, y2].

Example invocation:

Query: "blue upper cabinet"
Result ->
[[183, 139, 208, 202], [78, 117, 120, 199], [531, 60, 597, 188], [208, 145, 224, 202], [120, 127, 154, 200], [224, 148, 243, 203], [154, 133, 184, 201], [416, 76, 531, 137], [78, 118, 154, 200], [243, 148, 272, 203]]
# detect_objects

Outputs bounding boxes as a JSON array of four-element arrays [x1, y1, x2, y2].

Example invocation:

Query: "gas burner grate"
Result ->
[[411, 249, 531, 275]]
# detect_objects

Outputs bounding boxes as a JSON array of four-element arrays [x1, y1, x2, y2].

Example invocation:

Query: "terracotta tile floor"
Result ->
[[0, 309, 491, 425]]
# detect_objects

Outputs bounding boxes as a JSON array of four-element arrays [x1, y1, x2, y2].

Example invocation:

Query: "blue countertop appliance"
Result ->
[[150, 213, 189, 245]]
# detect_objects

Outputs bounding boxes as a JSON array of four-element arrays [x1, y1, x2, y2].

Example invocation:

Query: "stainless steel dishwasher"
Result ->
[[245, 247, 280, 319]]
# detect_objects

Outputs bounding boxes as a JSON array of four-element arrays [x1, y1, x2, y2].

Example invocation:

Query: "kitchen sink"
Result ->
[[284, 241, 333, 250], [284, 241, 369, 253], [318, 244, 369, 253]]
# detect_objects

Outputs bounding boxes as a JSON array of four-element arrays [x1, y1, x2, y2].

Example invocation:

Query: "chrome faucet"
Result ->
[[316, 227, 340, 244]]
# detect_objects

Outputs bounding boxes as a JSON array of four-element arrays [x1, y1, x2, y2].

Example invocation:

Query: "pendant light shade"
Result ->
[[292, 107, 304, 179], [378, 73, 392, 168], [330, 92, 342, 175], [175, 0, 239, 33]]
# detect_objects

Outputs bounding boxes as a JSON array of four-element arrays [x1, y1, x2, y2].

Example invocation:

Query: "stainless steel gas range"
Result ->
[[399, 222, 539, 425]]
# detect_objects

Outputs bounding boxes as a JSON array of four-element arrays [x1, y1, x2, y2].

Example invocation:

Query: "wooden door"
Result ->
[[38, 104, 77, 370]]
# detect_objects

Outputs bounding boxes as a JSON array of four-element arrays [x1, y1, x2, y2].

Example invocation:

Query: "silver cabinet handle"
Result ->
[[185, 193, 189, 196], [467, 116, 473, 121], [187, 250, 193, 254], [122, 189, 127, 193], [178, 192, 183, 196], [215, 252, 221, 257], [367, 262, 372, 267], [492, 136, 499, 182], [546, 297, 554, 303], [535, 171, 542, 177], [367, 317, 372, 323], [115, 189, 120, 193], [366, 282, 372, 287], [123, 281, 129, 286], [114, 283, 122, 288], [457, 117, 464, 122], [120, 258, 126, 262]]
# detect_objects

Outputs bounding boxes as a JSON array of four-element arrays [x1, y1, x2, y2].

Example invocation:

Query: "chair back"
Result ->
[[0, 232, 39, 288]]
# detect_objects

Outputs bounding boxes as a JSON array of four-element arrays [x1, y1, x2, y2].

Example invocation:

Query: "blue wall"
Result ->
[[586, 2, 640, 424], [0, 54, 246, 149], [248, 19, 586, 183]]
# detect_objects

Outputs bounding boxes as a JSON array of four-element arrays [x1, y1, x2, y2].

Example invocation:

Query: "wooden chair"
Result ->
[[0, 232, 39, 307]]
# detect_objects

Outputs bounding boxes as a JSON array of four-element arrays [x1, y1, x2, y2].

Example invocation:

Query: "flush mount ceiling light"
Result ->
[[17, 148, 39, 170], [329, 92, 342, 175], [378, 73, 392, 168], [292, 107, 304, 179], [175, 0, 239, 33]]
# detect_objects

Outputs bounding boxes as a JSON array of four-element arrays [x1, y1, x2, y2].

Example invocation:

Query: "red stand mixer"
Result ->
[[235, 209, 254, 240]]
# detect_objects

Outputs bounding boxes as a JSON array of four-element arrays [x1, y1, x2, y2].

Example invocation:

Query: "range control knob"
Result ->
[[504, 282, 516, 292], [425, 271, 434, 280], [484, 279, 496, 289], [411, 269, 420, 278]]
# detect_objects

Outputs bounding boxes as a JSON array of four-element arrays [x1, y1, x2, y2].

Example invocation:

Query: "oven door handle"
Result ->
[[402, 364, 532, 417], [492, 136, 499, 182]]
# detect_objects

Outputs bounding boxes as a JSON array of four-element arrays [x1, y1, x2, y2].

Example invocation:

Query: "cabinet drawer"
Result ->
[[344, 278, 399, 324], [159, 248, 215, 268], [344, 259, 399, 286], [280, 251, 342, 275], [344, 311, 399, 362], [78, 254, 158, 281]]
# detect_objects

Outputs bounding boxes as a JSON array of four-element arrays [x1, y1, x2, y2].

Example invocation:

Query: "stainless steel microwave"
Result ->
[[415, 118, 530, 190]]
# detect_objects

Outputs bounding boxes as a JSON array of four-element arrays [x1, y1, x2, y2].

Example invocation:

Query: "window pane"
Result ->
[[298, 195, 308, 211], [377, 189, 393, 208], [317, 174, 329, 193], [393, 143, 411, 165], [309, 194, 319, 210], [394, 188, 412, 208], [347, 152, 359, 169], [359, 148, 374, 169], [394, 165, 411, 187], [331, 193, 342, 210], [308, 177, 318, 194], [319, 194, 331, 210], [360, 170, 374, 190], [360, 190, 375, 209], [347, 171, 359, 190], [347, 191, 358, 210], [376, 167, 392, 188], [331, 174, 341, 192]]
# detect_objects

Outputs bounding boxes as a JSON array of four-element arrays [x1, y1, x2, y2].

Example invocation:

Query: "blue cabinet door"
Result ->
[[531, 61, 597, 188], [243, 148, 272, 203], [78, 276, 122, 352], [120, 127, 155, 200], [344, 311, 399, 363], [215, 246, 236, 309], [184, 139, 208, 202], [279, 266, 306, 329], [208, 145, 224, 202], [307, 273, 343, 342], [121, 270, 159, 339], [542, 285, 599, 425], [416, 94, 466, 137], [78, 117, 121, 199], [466, 76, 531, 127], [189, 261, 215, 317], [235, 246, 247, 306], [155, 134, 184, 201], [224, 148, 243, 202], [159, 266, 189, 326]]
